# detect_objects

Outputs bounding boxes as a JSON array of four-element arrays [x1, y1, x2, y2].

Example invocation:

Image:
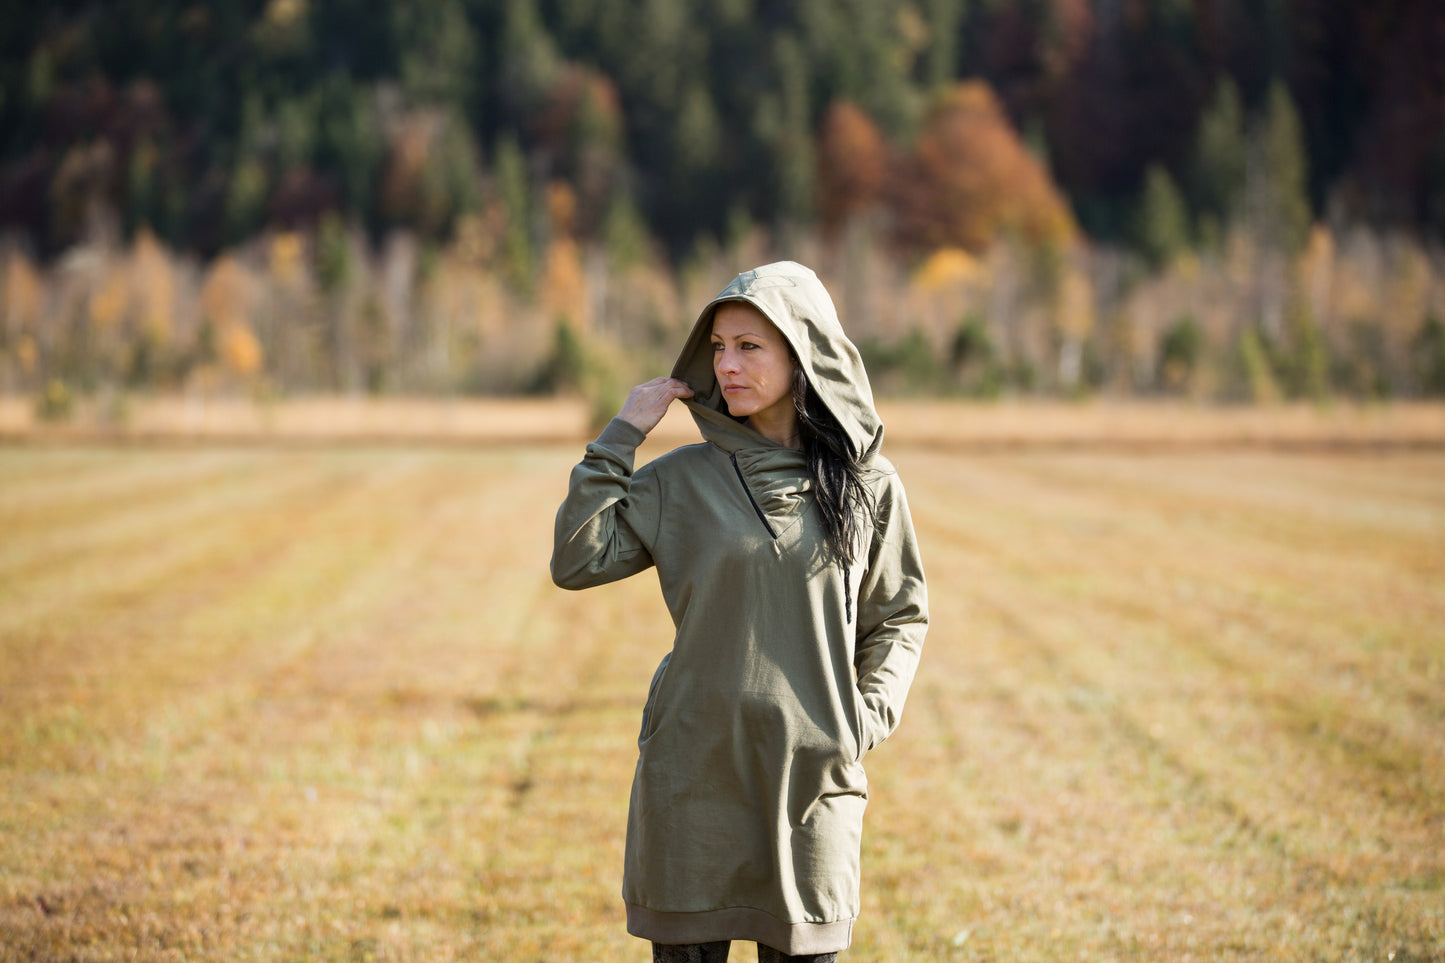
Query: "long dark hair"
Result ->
[[792, 367, 877, 566]]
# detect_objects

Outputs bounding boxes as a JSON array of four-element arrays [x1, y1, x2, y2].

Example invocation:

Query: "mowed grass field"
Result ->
[[2, 428, 1443, 961]]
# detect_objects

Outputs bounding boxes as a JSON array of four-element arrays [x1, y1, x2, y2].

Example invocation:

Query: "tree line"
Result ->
[[4, 0, 1443, 255], [1, 0, 1443, 411]]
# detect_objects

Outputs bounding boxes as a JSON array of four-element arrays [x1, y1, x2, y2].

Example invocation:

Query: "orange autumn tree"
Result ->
[[892, 81, 1075, 255], [816, 100, 889, 233]]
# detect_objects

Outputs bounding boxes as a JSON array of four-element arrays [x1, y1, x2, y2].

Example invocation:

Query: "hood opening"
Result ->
[[671, 262, 882, 460]]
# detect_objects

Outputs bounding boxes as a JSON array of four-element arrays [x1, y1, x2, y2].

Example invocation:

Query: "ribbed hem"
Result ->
[[626, 903, 854, 955], [594, 417, 648, 450]]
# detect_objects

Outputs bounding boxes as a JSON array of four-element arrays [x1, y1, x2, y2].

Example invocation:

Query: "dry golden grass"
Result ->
[[3, 395, 1445, 449], [1, 430, 1442, 961]]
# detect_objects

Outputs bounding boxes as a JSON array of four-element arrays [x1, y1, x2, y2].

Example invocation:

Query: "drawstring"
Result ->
[[843, 561, 853, 624]]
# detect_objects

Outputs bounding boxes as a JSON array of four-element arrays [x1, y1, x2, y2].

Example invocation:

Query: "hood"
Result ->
[[671, 261, 883, 460]]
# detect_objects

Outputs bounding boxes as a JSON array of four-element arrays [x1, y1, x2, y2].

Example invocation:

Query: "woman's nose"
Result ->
[[715, 350, 740, 374]]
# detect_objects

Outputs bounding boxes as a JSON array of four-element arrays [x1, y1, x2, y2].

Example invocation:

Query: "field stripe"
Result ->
[[883, 449, 1444, 958], [2, 446, 1441, 962]]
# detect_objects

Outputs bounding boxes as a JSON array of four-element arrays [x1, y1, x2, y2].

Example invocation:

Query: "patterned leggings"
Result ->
[[651, 941, 838, 963]]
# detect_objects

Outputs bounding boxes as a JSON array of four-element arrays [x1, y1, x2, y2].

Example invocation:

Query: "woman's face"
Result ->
[[710, 301, 796, 427]]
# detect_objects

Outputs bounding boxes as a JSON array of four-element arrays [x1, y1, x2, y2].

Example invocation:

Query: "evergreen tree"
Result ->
[[798, 0, 919, 142], [275, 93, 319, 172], [602, 191, 650, 272], [494, 132, 535, 289], [1416, 316, 1445, 397], [1191, 78, 1246, 243], [1252, 80, 1312, 256], [393, 0, 480, 111], [664, 82, 725, 241], [921, 0, 966, 90], [1135, 163, 1190, 270], [223, 157, 270, 246], [498, 0, 563, 130], [766, 31, 817, 231], [1, 0, 1442, 262], [315, 73, 385, 227], [1158, 315, 1202, 393], [1427, 125, 1445, 241], [419, 113, 484, 236]]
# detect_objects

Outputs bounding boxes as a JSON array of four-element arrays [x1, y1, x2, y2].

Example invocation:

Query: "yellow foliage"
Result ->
[[16, 334, 37, 373], [1332, 247, 1379, 324], [467, 269, 507, 341], [1301, 225, 1333, 278], [428, 254, 508, 342], [542, 237, 588, 329], [547, 181, 578, 238], [201, 255, 252, 330], [1173, 250, 1203, 282], [265, 0, 305, 26], [452, 213, 495, 267], [132, 228, 175, 341], [88, 268, 130, 329], [1055, 264, 1095, 339], [1299, 225, 1334, 325], [913, 248, 981, 293], [904, 247, 990, 348], [4, 253, 43, 332], [220, 321, 263, 376], [268, 231, 305, 290], [1316, 227, 1432, 338], [1384, 242, 1432, 340]]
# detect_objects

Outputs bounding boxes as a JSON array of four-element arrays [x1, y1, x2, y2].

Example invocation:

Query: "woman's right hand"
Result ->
[[616, 377, 694, 435]]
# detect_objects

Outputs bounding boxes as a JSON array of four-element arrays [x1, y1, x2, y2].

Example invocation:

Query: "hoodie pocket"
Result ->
[[637, 653, 671, 745], [847, 683, 871, 762]]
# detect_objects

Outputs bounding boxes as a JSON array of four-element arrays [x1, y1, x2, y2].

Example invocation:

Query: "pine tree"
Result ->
[[1191, 78, 1247, 243], [667, 82, 724, 238], [798, 0, 919, 142], [498, 0, 563, 129], [603, 192, 650, 273], [921, 0, 966, 90], [768, 31, 817, 231], [1135, 163, 1191, 270], [315, 73, 385, 227], [1252, 80, 1312, 256], [494, 133, 534, 291], [393, 0, 479, 111]]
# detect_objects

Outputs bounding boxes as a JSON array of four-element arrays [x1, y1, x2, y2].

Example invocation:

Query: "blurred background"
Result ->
[[1, 0, 1444, 425], [4, 6, 1444, 959]]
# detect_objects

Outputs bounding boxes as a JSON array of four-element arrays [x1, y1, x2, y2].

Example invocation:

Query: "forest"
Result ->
[[2, 0, 1444, 413]]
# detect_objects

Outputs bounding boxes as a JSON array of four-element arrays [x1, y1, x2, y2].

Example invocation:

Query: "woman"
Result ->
[[552, 261, 928, 962]]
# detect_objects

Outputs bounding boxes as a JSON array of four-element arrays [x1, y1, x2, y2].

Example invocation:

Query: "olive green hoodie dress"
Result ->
[[551, 261, 928, 955]]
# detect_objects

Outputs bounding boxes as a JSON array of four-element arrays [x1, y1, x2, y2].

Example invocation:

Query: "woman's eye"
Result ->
[[741, 342, 758, 350], [710, 342, 723, 351]]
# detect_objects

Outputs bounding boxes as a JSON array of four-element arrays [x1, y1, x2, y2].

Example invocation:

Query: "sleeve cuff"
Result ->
[[595, 417, 648, 450]]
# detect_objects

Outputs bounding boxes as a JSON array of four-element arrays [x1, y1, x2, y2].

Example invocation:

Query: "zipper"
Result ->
[[730, 452, 777, 538]]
